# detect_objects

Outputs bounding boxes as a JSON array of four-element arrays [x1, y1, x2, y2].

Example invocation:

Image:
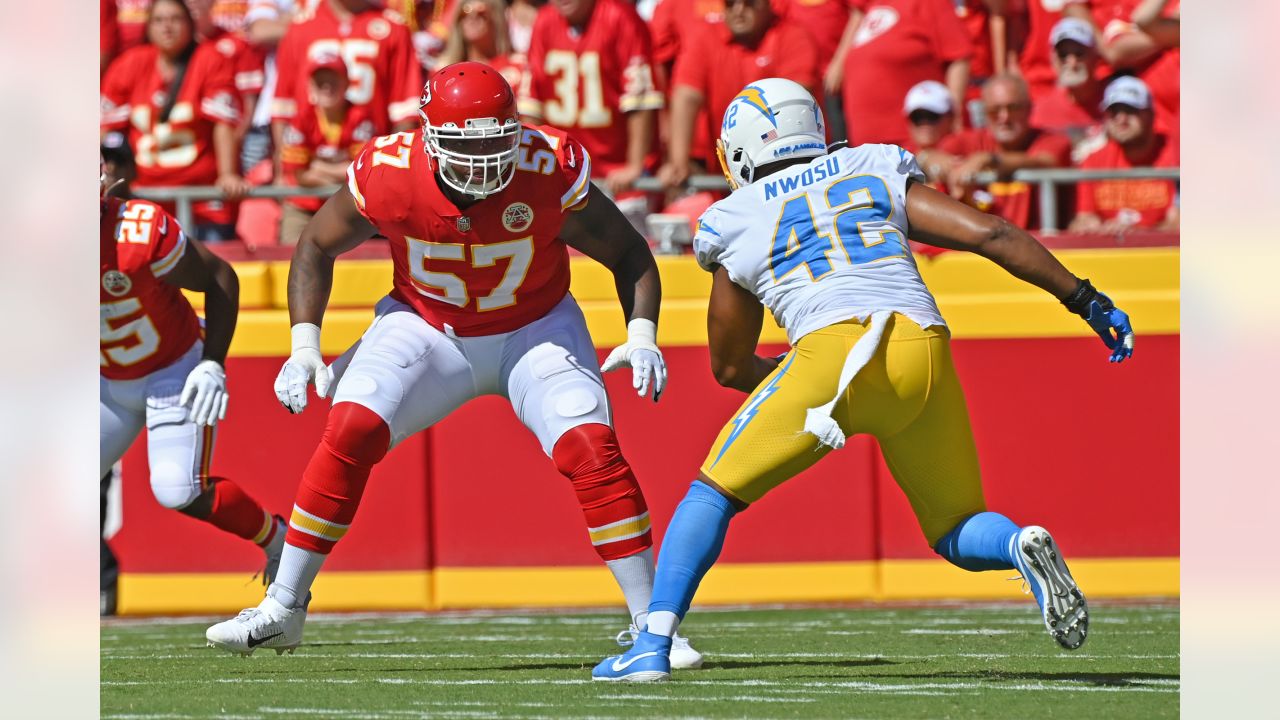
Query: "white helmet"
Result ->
[[716, 78, 827, 190]]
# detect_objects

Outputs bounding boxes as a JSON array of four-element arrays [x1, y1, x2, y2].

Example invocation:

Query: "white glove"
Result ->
[[180, 359, 229, 427], [600, 318, 667, 402], [273, 323, 334, 414]]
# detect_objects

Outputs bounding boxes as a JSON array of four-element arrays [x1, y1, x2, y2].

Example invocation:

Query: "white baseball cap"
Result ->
[[1050, 18, 1095, 49], [1101, 75, 1152, 111], [903, 80, 953, 116]]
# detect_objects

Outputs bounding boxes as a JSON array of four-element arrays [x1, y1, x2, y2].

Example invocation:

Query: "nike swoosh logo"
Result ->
[[611, 651, 659, 672], [357, 157, 365, 170], [247, 631, 282, 648]]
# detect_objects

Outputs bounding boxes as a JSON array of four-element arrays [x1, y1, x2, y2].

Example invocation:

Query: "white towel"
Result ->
[[802, 311, 893, 450]]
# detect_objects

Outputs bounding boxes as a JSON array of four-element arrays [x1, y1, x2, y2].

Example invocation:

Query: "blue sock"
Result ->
[[648, 480, 737, 619], [933, 511, 1021, 571]]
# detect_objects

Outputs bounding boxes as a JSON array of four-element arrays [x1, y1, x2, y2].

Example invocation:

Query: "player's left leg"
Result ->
[[876, 331, 1087, 650], [144, 346, 285, 582], [501, 297, 700, 668]]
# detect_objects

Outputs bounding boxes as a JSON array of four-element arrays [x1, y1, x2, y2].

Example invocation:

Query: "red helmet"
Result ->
[[420, 62, 522, 198]]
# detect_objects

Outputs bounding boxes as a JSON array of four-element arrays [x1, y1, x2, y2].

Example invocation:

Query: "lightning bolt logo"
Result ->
[[709, 352, 795, 468], [733, 85, 777, 127]]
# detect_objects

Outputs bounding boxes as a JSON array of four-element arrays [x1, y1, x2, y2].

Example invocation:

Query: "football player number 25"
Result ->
[[407, 237, 534, 311], [101, 298, 161, 367], [770, 176, 905, 280]]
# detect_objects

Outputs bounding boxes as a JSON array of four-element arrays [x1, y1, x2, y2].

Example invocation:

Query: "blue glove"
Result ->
[[1062, 279, 1135, 363]]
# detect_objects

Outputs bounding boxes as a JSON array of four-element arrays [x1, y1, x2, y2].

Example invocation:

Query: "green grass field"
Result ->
[[102, 601, 1178, 719]]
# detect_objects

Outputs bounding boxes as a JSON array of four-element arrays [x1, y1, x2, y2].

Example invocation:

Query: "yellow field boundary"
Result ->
[[117, 557, 1178, 615], [184, 249, 1179, 356]]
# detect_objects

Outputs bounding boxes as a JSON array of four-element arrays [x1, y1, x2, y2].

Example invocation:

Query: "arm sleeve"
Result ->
[[345, 140, 380, 222], [554, 132, 594, 211], [614, 10, 665, 113], [272, 29, 299, 121], [692, 205, 726, 272], [143, 203, 190, 278], [670, 24, 711, 94], [197, 45, 243, 126], [100, 54, 132, 131], [385, 23, 424, 125], [519, 15, 549, 116]]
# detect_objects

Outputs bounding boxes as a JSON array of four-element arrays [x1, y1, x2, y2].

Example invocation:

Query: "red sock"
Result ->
[[286, 402, 390, 554], [204, 478, 277, 547], [552, 423, 652, 561]]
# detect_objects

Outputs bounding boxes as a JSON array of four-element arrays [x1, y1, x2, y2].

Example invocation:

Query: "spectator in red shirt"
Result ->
[[436, 0, 528, 92], [1029, 17, 1106, 153], [277, 51, 377, 245], [1071, 75, 1178, 233], [901, 80, 956, 155], [924, 74, 1073, 229], [189, 0, 267, 147], [101, 0, 249, 241], [778, 0, 851, 140], [521, 0, 664, 193], [1013, 0, 1096, 103], [1090, 0, 1178, 132], [835, 0, 971, 147], [660, 0, 820, 189]]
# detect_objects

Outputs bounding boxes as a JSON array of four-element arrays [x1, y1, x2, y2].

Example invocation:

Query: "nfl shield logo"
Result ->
[[456, 216, 471, 232]]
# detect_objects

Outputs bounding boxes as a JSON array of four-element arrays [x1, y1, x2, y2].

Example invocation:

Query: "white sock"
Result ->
[[645, 610, 680, 638], [605, 547, 655, 624], [268, 542, 326, 608]]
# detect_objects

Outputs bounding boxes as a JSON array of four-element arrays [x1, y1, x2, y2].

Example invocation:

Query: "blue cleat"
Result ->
[[1012, 526, 1089, 650], [592, 630, 672, 682]]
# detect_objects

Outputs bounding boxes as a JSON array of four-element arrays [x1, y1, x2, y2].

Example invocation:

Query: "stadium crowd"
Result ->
[[100, 0, 1180, 243]]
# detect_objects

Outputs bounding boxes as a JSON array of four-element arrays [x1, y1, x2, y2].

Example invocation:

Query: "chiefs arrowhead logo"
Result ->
[[501, 203, 534, 233], [102, 270, 132, 297]]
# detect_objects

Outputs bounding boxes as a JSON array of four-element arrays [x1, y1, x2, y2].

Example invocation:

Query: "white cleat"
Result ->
[[205, 593, 308, 656], [617, 624, 704, 670], [1013, 526, 1088, 651]]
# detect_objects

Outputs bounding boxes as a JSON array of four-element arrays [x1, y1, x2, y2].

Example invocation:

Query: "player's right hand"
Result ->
[[273, 323, 334, 413]]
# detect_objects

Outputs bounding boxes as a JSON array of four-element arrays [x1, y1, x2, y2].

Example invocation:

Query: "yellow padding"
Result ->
[[878, 557, 1180, 599], [118, 558, 1177, 614], [183, 261, 273, 310], [117, 571, 432, 615], [268, 260, 394, 309], [923, 247, 1178, 295]]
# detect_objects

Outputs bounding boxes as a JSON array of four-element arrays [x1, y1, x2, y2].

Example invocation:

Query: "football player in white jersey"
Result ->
[[593, 78, 1134, 682]]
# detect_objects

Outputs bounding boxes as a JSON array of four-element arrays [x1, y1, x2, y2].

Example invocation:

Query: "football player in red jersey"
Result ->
[[100, 0, 250, 241], [521, 0, 664, 194], [99, 166, 288, 587], [206, 63, 703, 669]]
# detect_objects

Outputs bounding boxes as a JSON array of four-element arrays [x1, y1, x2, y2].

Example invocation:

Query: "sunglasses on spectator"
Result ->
[[985, 102, 1029, 119], [460, 2, 489, 17], [1105, 104, 1144, 116], [1055, 44, 1090, 60], [908, 110, 946, 126]]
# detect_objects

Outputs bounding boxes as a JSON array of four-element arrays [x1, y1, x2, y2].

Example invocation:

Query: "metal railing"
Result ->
[[133, 166, 1178, 237]]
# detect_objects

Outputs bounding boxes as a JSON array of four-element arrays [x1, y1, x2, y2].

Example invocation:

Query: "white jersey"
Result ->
[[693, 144, 946, 344]]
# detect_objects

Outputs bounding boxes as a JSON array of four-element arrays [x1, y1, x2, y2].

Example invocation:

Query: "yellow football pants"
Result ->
[[700, 314, 986, 546]]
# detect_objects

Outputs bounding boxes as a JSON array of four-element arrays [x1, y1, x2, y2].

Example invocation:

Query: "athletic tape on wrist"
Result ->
[[291, 323, 322, 354], [626, 318, 658, 347]]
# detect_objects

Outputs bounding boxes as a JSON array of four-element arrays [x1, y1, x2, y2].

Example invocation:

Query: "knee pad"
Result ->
[[323, 402, 392, 466], [553, 424, 652, 560], [150, 460, 202, 510]]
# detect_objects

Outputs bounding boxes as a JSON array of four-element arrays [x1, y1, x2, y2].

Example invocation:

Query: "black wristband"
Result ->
[[1062, 278, 1098, 318]]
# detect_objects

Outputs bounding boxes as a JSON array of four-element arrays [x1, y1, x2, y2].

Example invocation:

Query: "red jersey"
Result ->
[[939, 128, 1073, 228], [957, 0, 994, 80], [273, 1, 423, 131], [842, 0, 971, 146], [1076, 132, 1178, 227], [649, 0, 724, 66], [101, 42, 243, 226], [673, 20, 821, 167], [1090, 0, 1179, 132], [522, 0, 663, 172], [281, 105, 378, 212], [207, 30, 267, 99], [780, 0, 850, 60], [100, 197, 201, 381], [345, 126, 593, 336]]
